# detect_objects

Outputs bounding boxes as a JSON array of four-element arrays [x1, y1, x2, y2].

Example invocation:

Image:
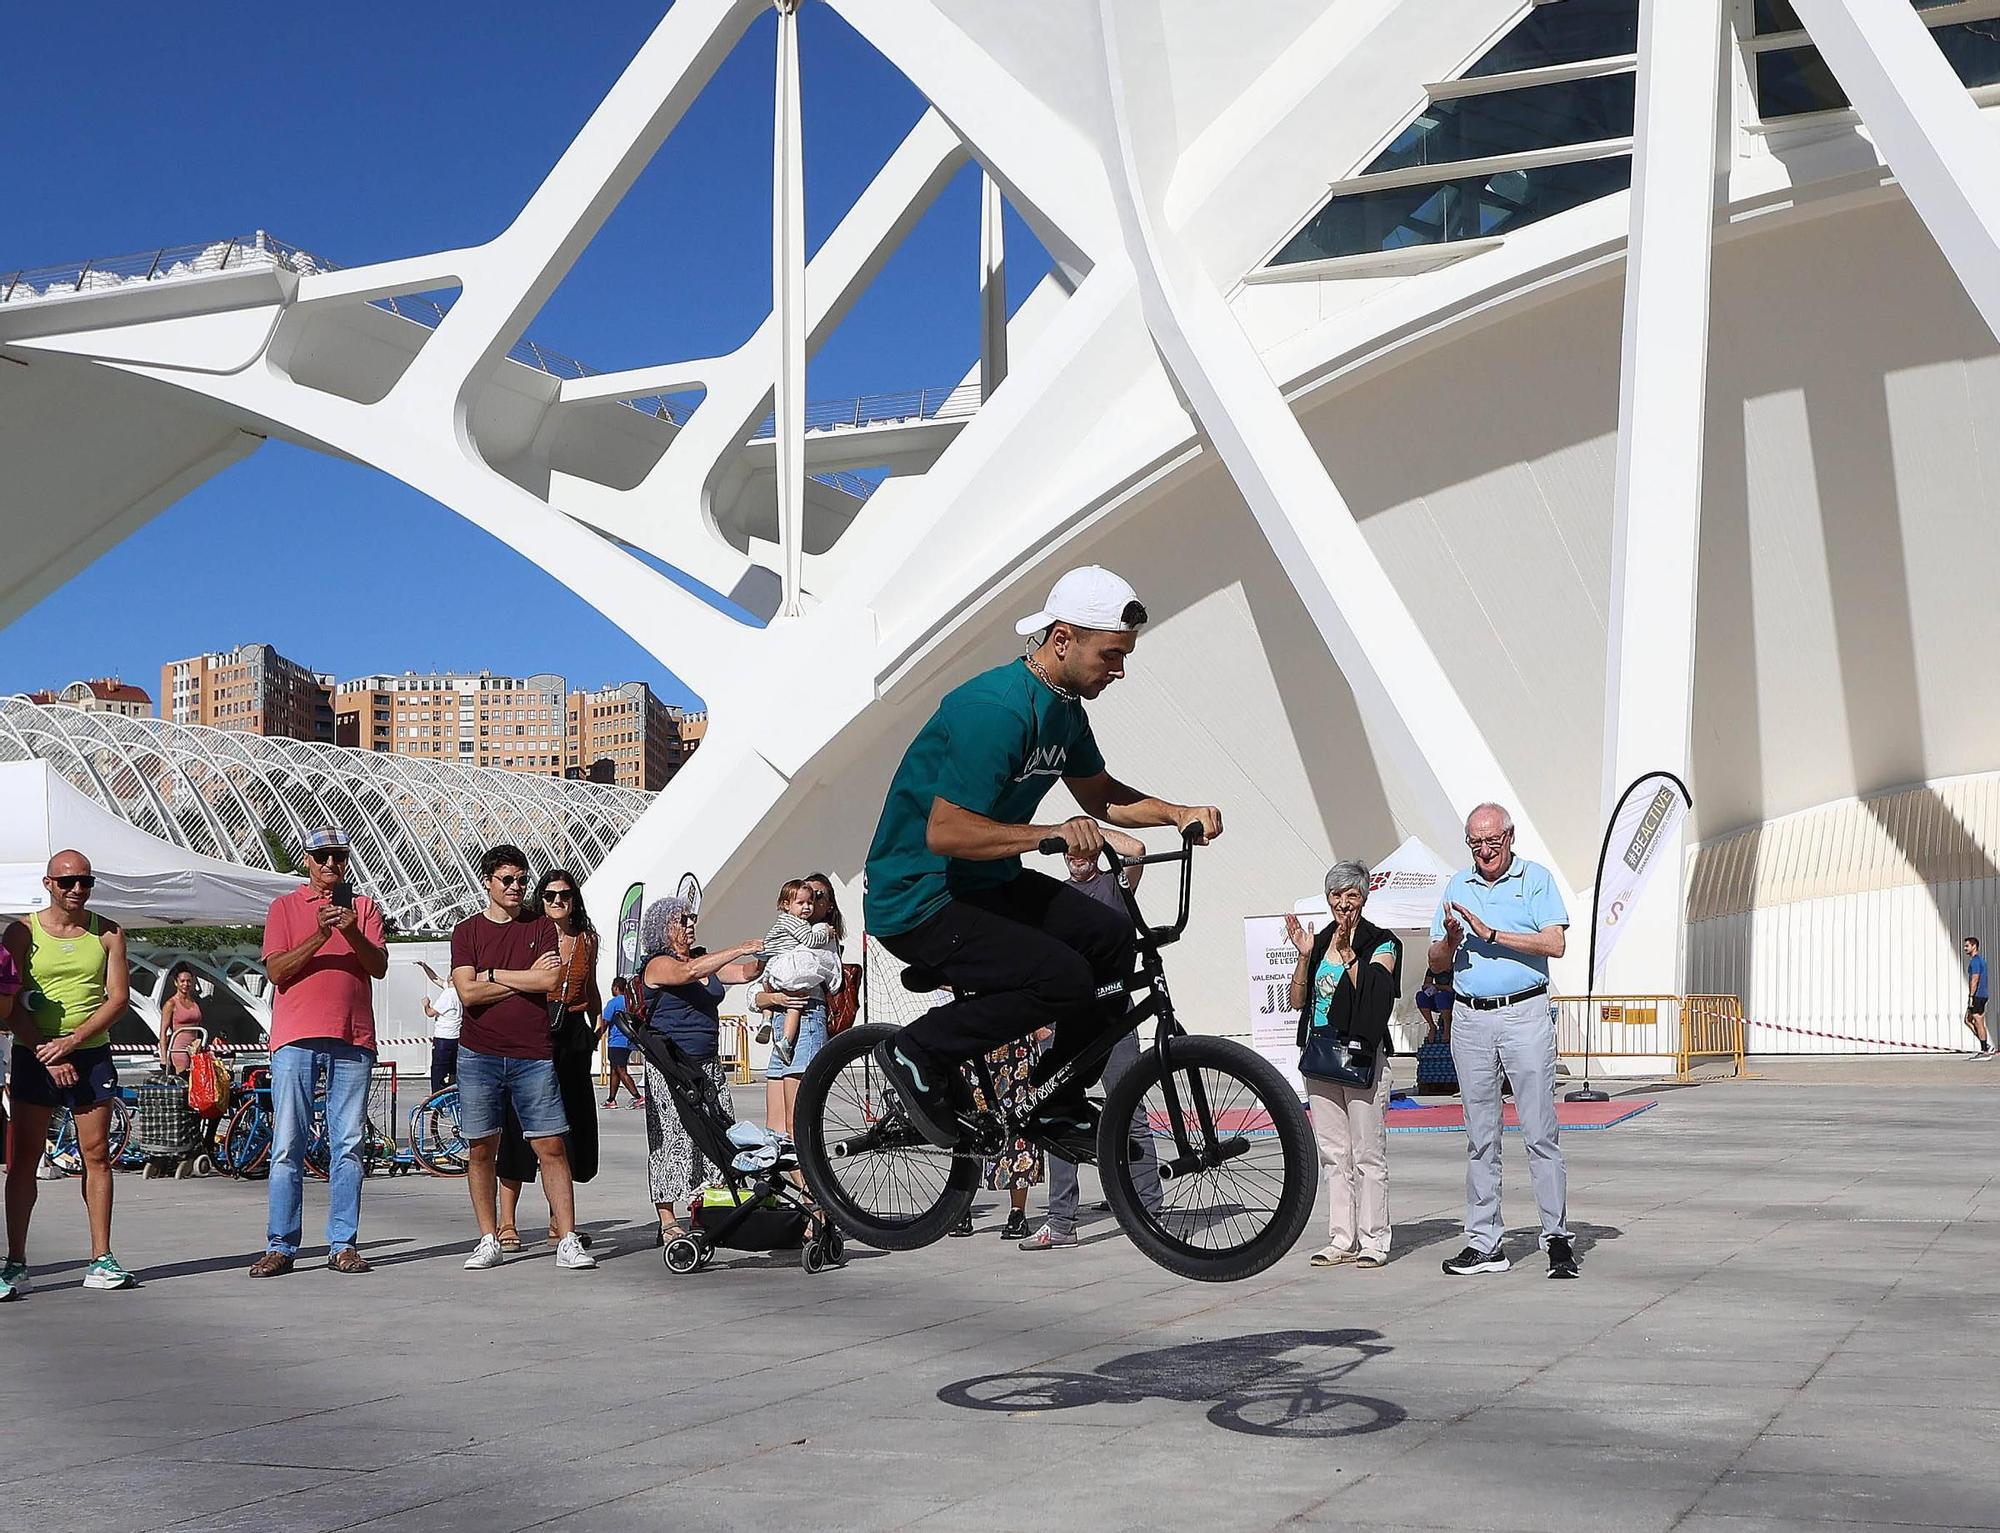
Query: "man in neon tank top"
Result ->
[[2, 850, 136, 1297]]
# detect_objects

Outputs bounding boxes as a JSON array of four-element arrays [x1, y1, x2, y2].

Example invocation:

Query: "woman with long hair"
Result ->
[[493, 870, 602, 1252], [158, 963, 205, 1075], [756, 871, 847, 1138]]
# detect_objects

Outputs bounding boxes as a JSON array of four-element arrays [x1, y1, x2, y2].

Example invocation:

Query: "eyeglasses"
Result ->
[[50, 874, 96, 890], [543, 889, 574, 902], [1466, 834, 1511, 851], [495, 874, 530, 889], [307, 849, 350, 865]]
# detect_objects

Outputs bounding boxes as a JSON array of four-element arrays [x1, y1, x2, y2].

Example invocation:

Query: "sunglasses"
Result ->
[[1466, 835, 1510, 851], [543, 889, 575, 902], [495, 874, 531, 889], [307, 849, 350, 865], [50, 874, 96, 890]]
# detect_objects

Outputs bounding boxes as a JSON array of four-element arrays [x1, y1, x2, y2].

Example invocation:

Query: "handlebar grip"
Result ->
[[1038, 836, 1071, 856], [1181, 821, 1205, 843]]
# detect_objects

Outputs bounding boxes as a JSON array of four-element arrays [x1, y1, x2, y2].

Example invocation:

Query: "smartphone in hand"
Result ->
[[330, 880, 355, 910]]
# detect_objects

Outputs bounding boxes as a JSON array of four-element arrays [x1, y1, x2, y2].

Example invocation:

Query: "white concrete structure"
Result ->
[[8, 1, 2000, 1052]]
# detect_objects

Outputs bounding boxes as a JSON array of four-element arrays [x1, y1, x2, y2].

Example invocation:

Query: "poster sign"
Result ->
[[1244, 914, 1305, 1099]]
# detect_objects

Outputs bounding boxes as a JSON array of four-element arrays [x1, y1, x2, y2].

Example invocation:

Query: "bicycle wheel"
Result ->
[[794, 1024, 977, 1250], [408, 1089, 467, 1177], [44, 1109, 79, 1175], [105, 1097, 134, 1165], [1100, 1035, 1315, 1282], [216, 1099, 272, 1178]]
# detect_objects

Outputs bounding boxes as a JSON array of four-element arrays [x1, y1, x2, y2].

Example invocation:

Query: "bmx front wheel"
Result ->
[[793, 1024, 977, 1251], [1100, 1035, 1315, 1282]]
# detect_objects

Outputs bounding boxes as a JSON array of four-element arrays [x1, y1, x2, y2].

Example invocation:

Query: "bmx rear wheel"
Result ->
[[1100, 1035, 1315, 1281], [794, 1024, 977, 1251]]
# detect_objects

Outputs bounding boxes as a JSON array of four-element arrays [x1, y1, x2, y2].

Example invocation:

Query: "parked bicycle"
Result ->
[[406, 1084, 467, 1177], [795, 830, 1316, 1282], [216, 1064, 403, 1178]]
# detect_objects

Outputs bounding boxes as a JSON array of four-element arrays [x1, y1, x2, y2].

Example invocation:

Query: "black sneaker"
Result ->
[[872, 1038, 961, 1149], [1546, 1236, 1579, 1279], [1000, 1209, 1030, 1240], [1026, 1100, 1101, 1163], [1441, 1244, 1510, 1276], [947, 1210, 975, 1238]]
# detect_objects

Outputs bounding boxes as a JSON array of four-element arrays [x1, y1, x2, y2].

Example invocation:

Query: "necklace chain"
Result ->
[[1024, 649, 1076, 700]]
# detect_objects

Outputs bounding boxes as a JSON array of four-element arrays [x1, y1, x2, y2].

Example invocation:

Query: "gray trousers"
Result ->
[[1046, 1029, 1161, 1234], [1450, 996, 1570, 1251]]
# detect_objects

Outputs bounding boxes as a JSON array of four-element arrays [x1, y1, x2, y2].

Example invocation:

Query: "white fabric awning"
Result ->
[[1291, 835, 1458, 931], [0, 760, 300, 925]]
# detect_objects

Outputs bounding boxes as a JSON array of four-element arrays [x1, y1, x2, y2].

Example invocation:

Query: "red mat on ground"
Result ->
[[1385, 1099, 1656, 1133]]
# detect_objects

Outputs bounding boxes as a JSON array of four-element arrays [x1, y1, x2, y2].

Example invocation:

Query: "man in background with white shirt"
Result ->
[[421, 960, 463, 1093]]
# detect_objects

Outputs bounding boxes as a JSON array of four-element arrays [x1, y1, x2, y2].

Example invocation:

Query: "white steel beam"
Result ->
[[979, 173, 1009, 399], [773, 0, 808, 616], [1085, 0, 1563, 878], [1792, 0, 2000, 341], [1598, 0, 1727, 993]]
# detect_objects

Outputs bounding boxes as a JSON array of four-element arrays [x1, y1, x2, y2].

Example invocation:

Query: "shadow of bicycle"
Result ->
[[938, 1328, 1407, 1438]]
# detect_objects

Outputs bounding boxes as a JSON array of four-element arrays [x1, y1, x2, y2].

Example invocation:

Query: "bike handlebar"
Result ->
[[1040, 822, 1207, 946]]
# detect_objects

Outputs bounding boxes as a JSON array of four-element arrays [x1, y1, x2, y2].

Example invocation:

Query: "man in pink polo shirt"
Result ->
[[249, 827, 387, 1277]]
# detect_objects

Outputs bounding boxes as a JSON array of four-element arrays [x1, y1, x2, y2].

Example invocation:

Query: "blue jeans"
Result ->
[[267, 1041, 374, 1256]]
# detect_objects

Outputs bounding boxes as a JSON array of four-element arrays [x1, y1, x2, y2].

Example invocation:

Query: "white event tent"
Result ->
[[0, 760, 300, 925]]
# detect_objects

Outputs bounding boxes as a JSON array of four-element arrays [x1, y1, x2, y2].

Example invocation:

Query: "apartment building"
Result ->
[[335, 671, 570, 776], [565, 680, 685, 791], [161, 645, 334, 742], [24, 677, 154, 718]]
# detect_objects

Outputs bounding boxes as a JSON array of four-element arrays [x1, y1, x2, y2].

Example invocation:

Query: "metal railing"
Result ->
[[1552, 993, 1746, 1077], [749, 379, 982, 439], [0, 232, 973, 499]]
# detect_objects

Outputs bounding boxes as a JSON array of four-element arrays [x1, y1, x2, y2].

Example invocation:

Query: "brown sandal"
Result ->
[[497, 1227, 523, 1253], [328, 1247, 372, 1274]]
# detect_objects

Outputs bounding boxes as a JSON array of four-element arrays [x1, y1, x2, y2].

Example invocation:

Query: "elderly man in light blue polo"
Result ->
[[1428, 802, 1579, 1280]]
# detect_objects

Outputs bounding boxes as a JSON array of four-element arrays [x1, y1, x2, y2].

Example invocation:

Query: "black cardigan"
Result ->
[[1294, 915, 1403, 1056]]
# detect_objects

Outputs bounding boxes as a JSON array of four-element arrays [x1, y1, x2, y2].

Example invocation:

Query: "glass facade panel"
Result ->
[[1272, 155, 1632, 263], [1363, 72, 1635, 176], [1466, 0, 1639, 78], [1757, 19, 2000, 116]]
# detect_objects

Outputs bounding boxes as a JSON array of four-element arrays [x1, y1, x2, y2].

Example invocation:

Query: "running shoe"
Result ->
[[1545, 1236, 1580, 1279], [0, 1260, 25, 1300], [1441, 1245, 1510, 1276], [555, 1233, 598, 1270], [463, 1234, 505, 1270], [1017, 1223, 1076, 1252], [82, 1253, 137, 1290], [1000, 1209, 1030, 1240]]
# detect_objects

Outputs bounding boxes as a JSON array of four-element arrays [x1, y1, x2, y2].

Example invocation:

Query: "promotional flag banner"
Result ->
[[1590, 772, 1694, 985], [617, 882, 644, 977]]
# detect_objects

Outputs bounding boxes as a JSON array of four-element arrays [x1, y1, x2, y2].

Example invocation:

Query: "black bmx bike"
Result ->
[[793, 829, 1316, 1282]]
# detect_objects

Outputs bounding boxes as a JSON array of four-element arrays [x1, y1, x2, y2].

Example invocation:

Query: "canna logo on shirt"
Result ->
[[1012, 743, 1072, 782]]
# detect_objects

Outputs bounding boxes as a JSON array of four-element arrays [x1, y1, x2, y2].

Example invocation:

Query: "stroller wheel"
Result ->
[[664, 1236, 703, 1275], [824, 1226, 846, 1266], [693, 1235, 715, 1271], [802, 1238, 827, 1275]]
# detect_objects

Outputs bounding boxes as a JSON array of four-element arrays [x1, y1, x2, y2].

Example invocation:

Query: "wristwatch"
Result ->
[[485, 967, 495, 984]]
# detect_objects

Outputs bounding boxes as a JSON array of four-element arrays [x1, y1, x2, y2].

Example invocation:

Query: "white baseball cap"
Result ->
[[1014, 565, 1147, 637]]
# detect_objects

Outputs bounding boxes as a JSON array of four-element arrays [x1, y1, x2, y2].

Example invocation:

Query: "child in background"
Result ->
[[761, 880, 843, 1068]]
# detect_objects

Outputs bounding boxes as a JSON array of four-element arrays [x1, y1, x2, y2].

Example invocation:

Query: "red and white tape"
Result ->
[[1747, 1019, 1965, 1054]]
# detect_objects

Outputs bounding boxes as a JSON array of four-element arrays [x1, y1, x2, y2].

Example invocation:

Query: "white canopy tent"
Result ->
[[1291, 836, 1458, 931], [0, 760, 300, 925]]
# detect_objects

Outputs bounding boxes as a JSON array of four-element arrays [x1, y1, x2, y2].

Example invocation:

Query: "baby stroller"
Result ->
[[624, 1017, 846, 1276]]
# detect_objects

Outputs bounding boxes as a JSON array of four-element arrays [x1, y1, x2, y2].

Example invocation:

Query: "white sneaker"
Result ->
[[463, 1234, 505, 1270], [554, 1232, 597, 1270]]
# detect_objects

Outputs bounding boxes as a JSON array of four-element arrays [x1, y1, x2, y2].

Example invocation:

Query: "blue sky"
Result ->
[[2, 3, 1048, 712]]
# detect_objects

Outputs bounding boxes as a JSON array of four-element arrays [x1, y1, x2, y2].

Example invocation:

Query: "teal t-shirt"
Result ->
[[864, 658, 1107, 936], [1309, 941, 1398, 1032]]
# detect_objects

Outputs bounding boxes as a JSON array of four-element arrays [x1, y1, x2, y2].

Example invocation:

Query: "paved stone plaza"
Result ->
[[5, 1069, 1997, 1532]]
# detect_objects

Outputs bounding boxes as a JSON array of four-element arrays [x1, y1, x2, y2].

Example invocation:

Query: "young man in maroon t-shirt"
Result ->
[[449, 844, 595, 1271]]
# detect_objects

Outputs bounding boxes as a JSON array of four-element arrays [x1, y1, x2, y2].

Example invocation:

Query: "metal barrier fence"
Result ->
[[1553, 993, 1745, 1077]]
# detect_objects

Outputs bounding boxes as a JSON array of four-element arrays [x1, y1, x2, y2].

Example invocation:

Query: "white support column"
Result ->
[[1598, 0, 1726, 995], [979, 173, 1009, 399], [773, 0, 808, 617], [1792, 0, 2000, 343], [1087, 2, 1562, 876]]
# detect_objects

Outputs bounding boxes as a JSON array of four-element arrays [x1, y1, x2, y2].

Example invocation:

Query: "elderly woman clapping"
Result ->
[[1284, 859, 1401, 1269], [633, 895, 765, 1245]]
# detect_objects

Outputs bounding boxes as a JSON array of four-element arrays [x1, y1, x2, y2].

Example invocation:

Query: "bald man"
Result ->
[[3, 851, 136, 1297]]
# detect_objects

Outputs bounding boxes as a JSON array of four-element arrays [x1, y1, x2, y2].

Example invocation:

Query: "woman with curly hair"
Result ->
[[633, 894, 764, 1245]]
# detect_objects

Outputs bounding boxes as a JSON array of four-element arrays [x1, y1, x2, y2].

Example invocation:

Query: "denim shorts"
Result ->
[[10, 1043, 120, 1111], [456, 1046, 569, 1140]]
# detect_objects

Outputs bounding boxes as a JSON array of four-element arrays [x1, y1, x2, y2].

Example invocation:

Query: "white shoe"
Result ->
[[554, 1232, 597, 1270], [463, 1235, 505, 1270], [35, 1159, 62, 1181]]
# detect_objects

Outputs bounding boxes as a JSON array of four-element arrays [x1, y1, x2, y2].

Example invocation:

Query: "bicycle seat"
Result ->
[[900, 965, 952, 994]]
